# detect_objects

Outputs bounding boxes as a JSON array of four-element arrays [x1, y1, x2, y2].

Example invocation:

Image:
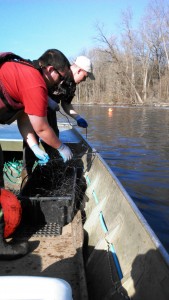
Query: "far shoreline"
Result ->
[[73, 103, 169, 108]]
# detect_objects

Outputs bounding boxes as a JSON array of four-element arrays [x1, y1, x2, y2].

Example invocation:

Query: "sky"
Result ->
[[0, 0, 151, 62]]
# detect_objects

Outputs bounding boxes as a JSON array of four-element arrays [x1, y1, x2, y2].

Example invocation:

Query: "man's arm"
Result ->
[[17, 112, 73, 163], [28, 114, 62, 149], [61, 101, 88, 128], [61, 101, 79, 119], [17, 112, 39, 147], [17, 112, 61, 149]]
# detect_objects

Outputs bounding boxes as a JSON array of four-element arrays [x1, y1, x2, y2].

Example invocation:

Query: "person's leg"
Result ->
[[47, 109, 59, 138], [22, 140, 36, 177], [0, 146, 29, 260], [0, 201, 29, 260], [42, 109, 59, 157], [21, 133, 40, 185], [0, 144, 4, 188]]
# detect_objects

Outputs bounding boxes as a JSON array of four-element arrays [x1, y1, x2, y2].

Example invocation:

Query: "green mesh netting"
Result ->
[[3, 159, 22, 184]]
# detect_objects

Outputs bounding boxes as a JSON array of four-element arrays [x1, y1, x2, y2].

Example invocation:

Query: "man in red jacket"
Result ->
[[22, 55, 95, 178], [0, 49, 73, 164], [0, 49, 73, 260]]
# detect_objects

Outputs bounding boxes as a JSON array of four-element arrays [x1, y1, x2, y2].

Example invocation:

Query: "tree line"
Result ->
[[74, 0, 169, 106]]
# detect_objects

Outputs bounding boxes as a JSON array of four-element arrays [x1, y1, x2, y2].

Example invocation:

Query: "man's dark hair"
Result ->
[[37, 49, 70, 71]]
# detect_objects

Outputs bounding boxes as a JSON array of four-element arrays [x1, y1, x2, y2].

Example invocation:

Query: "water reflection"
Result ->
[[108, 107, 113, 117], [67, 106, 169, 253]]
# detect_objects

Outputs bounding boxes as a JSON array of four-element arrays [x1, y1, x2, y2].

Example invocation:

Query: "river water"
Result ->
[[59, 105, 169, 253]]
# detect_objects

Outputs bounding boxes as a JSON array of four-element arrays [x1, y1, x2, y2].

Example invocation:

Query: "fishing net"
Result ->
[[17, 154, 87, 229], [3, 159, 23, 192], [3, 143, 89, 232], [20, 160, 76, 198]]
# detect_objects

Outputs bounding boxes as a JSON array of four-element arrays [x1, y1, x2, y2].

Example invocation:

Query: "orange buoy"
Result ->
[[108, 108, 113, 117], [0, 189, 22, 238]]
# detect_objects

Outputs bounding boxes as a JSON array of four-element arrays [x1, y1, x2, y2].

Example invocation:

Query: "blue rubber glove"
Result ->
[[75, 115, 88, 128], [31, 144, 50, 165], [57, 143, 73, 163]]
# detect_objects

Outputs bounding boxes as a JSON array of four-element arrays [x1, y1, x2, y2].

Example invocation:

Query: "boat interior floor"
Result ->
[[0, 211, 88, 300]]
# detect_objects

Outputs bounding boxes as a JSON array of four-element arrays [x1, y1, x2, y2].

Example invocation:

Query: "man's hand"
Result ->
[[31, 144, 49, 165], [75, 115, 88, 128], [57, 144, 73, 163]]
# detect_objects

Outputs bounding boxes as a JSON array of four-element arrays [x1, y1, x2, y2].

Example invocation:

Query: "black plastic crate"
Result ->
[[18, 162, 77, 228]]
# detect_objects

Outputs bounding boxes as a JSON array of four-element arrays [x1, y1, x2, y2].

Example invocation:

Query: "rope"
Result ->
[[3, 160, 22, 177], [3, 159, 22, 183], [58, 110, 72, 125]]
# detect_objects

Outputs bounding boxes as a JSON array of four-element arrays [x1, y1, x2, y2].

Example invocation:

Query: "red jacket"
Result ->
[[0, 60, 48, 124]]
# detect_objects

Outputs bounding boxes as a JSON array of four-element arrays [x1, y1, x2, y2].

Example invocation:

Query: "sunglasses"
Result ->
[[53, 68, 65, 81]]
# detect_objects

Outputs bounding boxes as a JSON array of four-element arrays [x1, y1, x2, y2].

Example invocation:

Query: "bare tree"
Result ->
[[74, 0, 169, 105]]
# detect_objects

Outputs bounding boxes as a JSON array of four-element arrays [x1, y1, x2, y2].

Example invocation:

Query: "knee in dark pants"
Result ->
[[0, 144, 4, 188]]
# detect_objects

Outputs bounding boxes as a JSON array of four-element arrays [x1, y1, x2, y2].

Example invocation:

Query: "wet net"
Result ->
[[20, 161, 76, 198], [17, 154, 88, 230]]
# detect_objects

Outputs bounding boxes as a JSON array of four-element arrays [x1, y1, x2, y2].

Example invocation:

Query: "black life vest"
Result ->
[[49, 78, 76, 104]]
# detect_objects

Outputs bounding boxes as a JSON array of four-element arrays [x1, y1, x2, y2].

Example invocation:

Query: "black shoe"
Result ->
[[0, 240, 29, 260]]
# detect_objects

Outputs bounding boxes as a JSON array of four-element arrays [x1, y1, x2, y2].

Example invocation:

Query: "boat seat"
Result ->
[[0, 276, 73, 300]]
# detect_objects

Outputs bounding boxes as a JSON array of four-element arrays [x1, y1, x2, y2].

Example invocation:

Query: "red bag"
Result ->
[[0, 189, 22, 238]]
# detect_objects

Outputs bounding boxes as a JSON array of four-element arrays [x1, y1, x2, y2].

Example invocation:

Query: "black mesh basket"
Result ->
[[18, 161, 77, 228]]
